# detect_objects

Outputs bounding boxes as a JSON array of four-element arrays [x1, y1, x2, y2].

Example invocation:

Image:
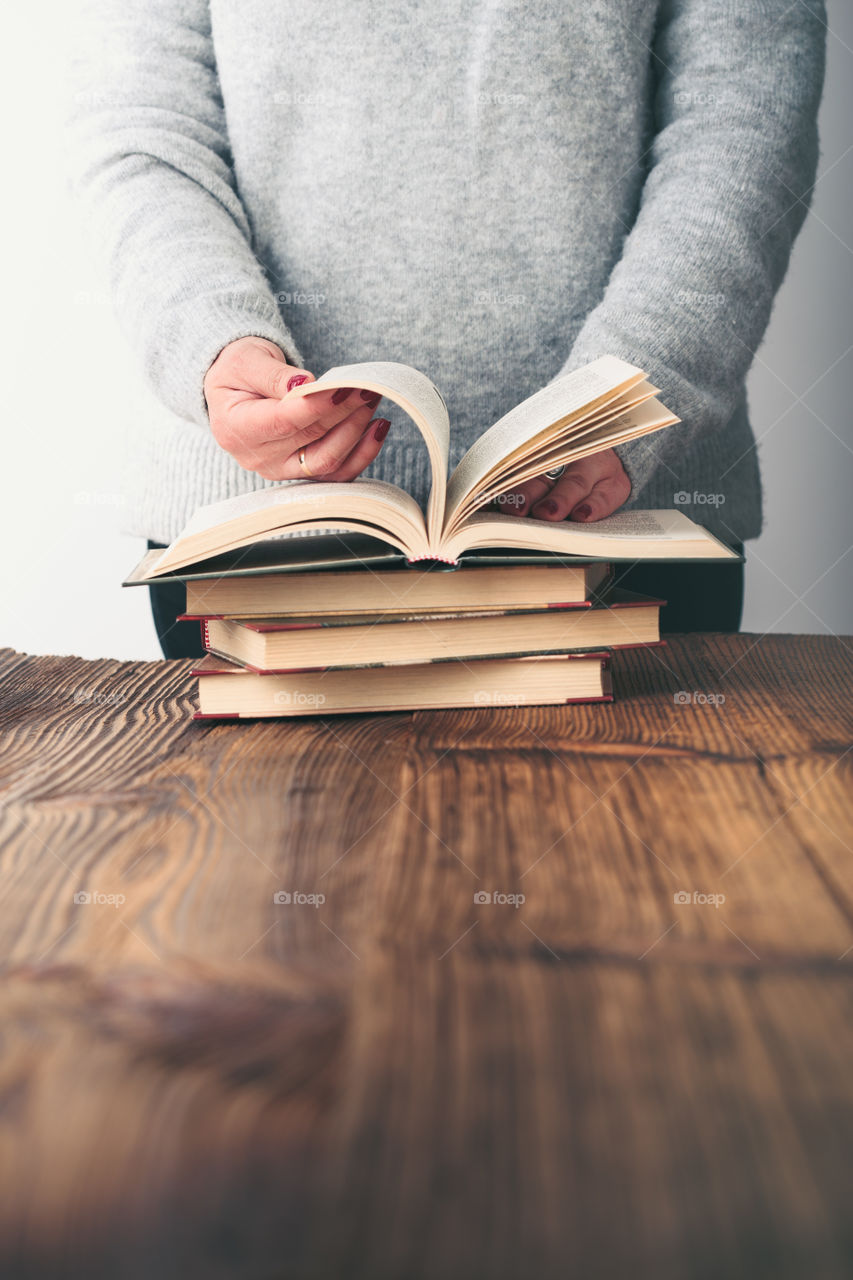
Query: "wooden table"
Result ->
[[0, 635, 851, 1279]]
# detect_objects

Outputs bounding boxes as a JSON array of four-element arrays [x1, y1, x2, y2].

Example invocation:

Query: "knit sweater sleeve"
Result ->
[[66, 0, 302, 426], [554, 0, 826, 499]]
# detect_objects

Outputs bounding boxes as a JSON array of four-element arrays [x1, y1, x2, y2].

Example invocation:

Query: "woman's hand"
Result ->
[[495, 448, 631, 522], [203, 337, 390, 481]]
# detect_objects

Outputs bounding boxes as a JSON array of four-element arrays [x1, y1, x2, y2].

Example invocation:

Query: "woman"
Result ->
[[67, 0, 825, 656]]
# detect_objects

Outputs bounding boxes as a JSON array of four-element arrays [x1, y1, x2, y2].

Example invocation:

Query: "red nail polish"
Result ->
[[361, 389, 381, 405], [573, 504, 592, 521], [331, 386, 354, 405], [286, 373, 311, 392], [373, 418, 390, 442], [535, 499, 559, 517]]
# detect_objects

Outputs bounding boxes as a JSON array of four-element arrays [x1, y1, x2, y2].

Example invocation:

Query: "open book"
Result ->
[[146, 357, 737, 575]]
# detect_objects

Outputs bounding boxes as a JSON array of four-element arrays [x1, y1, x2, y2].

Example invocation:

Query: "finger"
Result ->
[[569, 471, 631, 522], [297, 399, 386, 476], [219, 339, 308, 400], [267, 387, 382, 443], [223, 389, 383, 461], [322, 418, 392, 481], [233, 398, 384, 481], [529, 469, 593, 520], [236, 417, 390, 483], [493, 476, 552, 517]]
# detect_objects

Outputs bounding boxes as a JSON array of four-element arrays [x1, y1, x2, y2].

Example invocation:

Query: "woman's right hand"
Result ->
[[203, 336, 390, 481]]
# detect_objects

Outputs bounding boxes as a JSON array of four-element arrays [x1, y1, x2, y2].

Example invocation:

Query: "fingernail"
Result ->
[[286, 373, 311, 392], [573, 504, 592, 521], [331, 386, 354, 405], [360, 389, 381, 406], [373, 418, 390, 442], [533, 499, 558, 517]]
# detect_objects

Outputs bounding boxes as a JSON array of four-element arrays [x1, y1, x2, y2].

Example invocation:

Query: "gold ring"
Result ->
[[298, 449, 314, 478]]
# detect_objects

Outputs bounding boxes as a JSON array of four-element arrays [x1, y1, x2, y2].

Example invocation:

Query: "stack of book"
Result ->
[[125, 358, 737, 718]]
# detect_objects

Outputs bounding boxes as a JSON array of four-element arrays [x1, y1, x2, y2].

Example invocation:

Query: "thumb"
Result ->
[[242, 342, 316, 400], [210, 337, 315, 401]]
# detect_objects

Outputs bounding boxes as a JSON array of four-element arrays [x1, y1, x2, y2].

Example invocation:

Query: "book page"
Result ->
[[472, 508, 717, 542], [288, 362, 450, 545], [442, 508, 739, 562], [443, 356, 645, 535], [448, 398, 678, 532], [471, 379, 660, 489], [148, 479, 431, 574], [159, 482, 327, 540], [462, 383, 663, 508]]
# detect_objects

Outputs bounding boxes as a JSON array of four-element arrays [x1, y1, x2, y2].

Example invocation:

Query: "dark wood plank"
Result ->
[[1, 960, 848, 1279], [0, 961, 341, 1279], [420, 634, 853, 757], [311, 958, 853, 1280], [0, 636, 850, 1278]]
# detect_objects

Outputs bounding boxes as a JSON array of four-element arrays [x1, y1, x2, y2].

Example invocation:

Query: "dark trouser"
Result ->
[[614, 546, 744, 633], [147, 543, 206, 660], [146, 540, 745, 660]]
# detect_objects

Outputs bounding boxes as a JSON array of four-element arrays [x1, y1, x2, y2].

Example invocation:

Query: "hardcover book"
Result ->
[[173, 558, 613, 619], [191, 651, 614, 718], [197, 591, 662, 673], [138, 358, 736, 575]]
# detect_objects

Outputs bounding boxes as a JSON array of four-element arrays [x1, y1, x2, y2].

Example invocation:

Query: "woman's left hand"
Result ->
[[495, 448, 631, 522]]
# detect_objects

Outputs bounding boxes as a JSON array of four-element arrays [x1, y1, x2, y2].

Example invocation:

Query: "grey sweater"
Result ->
[[67, 0, 826, 545]]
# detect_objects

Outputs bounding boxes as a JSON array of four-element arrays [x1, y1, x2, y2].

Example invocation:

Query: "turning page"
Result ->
[[442, 356, 647, 533], [288, 361, 451, 543]]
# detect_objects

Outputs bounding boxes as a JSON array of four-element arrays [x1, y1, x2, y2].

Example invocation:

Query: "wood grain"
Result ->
[[0, 636, 851, 1279]]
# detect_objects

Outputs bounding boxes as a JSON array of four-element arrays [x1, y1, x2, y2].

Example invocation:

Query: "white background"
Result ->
[[1, 3, 850, 660]]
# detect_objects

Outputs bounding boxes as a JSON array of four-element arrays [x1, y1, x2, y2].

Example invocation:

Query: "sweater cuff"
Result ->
[[612, 437, 661, 501], [152, 293, 305, 426]]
